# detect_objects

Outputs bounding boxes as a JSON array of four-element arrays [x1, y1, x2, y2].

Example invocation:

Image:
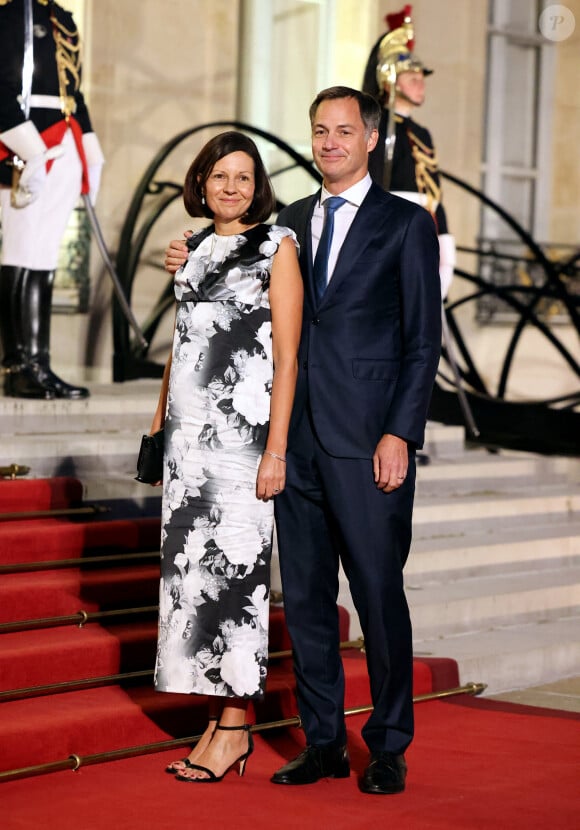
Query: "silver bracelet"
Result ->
[[264, 450, 286, 463]]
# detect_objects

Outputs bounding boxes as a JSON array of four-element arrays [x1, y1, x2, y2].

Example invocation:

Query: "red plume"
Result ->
[[384, 5, 414, 51]]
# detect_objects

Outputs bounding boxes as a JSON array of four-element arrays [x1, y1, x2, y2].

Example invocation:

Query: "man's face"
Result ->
[[311, 97, 378, 192], [395, 71, 426, 106]]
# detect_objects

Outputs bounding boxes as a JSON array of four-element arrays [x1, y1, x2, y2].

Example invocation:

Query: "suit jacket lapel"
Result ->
[[321, 185, 393, 306], [296, 194, 318, 310]]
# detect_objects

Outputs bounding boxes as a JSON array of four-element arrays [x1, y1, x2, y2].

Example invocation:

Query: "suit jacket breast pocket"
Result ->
[[352, 358, 399, 382]]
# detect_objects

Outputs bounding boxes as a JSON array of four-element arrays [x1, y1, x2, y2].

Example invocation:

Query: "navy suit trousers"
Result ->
[[275, 410, 416, 755]]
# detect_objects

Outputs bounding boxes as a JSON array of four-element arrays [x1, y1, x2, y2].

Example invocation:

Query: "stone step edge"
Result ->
[[412, 616, 580, 695]]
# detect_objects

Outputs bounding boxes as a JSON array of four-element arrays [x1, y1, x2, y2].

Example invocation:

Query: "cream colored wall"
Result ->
[[550, 0, 580, 242], [53, 0, 240, 378], [359, 1, 488, 287]]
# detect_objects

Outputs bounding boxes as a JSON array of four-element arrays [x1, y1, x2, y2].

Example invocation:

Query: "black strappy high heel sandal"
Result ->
[[165, 716, 218, 775], [175, 723, 254, 783]]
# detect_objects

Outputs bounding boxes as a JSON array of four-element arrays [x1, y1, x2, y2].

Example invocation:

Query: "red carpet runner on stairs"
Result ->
[[1, 478, 579, 828], [0, 476, 458, 776], [0, 479, 458, 776]]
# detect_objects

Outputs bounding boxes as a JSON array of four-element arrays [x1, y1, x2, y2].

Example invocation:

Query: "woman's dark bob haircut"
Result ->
[[183, 131, 275, 224]]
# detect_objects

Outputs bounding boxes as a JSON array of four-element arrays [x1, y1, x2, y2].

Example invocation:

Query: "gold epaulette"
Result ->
[[406, 125, 441, 214], [49, 5, 82, 116]]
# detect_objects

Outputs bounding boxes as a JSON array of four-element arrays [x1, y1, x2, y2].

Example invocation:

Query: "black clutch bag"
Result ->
[[135, 429, 165, 483]]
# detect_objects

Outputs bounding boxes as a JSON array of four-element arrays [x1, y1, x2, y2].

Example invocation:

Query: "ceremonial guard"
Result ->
[[363, 5, 455, 299], [0, 0, 104, 399]]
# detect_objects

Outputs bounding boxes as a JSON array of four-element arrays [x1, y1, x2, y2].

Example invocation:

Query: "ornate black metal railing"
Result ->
[[112, 121, 579, 455]]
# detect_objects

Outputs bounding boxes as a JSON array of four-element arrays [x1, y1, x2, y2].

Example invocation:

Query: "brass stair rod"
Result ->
[[0, 670, 153, 702], [0, 550, 160, 574], [0, 640, 366, 702], [0, 505, 110, 521], [0, 681, 486, 783], [0, 464, 30, 479], [0, 605, 159, 633]]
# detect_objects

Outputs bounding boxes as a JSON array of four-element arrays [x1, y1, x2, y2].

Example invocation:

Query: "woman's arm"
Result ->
[[256, 235, 303, 501], [147, 311, 176, 485], [150, 349, 172, 436]]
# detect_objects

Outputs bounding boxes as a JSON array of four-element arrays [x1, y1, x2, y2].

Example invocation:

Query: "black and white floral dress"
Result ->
[[154, 223, 298, 699]]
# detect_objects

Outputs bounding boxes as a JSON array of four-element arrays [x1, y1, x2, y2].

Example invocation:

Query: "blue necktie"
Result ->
[[313, 196, 346, 303]]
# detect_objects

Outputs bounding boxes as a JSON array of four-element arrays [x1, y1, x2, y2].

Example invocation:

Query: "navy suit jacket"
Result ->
[[278, 182, 441, 457]]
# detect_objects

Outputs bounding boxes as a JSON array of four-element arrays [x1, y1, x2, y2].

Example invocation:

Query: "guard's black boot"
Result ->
[[0, 265, 56, 399], [4, 361, 58, 399], [33, 270, 90, 400]]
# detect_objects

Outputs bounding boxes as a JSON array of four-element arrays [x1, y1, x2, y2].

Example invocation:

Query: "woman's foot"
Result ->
[[165, 718, 218, 774], [176, 724, 253, 782]]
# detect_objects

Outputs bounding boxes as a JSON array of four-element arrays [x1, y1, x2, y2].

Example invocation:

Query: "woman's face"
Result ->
[[203, 151, 256, 223]]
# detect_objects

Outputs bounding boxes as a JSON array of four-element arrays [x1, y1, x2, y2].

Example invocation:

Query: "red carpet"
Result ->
[[0, 478, 458, 777], [3, 477, 577, 827], [2, 701, 578, 830]]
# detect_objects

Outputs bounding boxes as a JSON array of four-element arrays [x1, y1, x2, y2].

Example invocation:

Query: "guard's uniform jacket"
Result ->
[[0, 0, 101, 401], [368, 107, 455, 300], [0, 0, 93, 187], [368, 109, 448, 234]]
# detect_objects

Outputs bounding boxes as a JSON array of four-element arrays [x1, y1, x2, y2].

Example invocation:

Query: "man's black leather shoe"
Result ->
[[271, 745, 350, 785], [359, 752, 407, 794]]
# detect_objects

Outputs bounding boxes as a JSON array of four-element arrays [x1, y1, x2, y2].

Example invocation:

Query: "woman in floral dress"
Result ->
[[149, 132, 303, 782]]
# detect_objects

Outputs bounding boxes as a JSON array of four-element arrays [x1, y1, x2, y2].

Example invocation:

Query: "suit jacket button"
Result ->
[[302, 361, 308, 370], [311, 317, 319, 325]]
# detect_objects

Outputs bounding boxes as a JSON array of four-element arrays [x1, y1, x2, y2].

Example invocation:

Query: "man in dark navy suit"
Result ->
[[164, 85, 441, 794], [270, 86, 441, 794]]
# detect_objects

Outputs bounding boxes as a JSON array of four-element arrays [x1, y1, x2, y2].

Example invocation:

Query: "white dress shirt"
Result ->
[[311, 173, 373, 285]]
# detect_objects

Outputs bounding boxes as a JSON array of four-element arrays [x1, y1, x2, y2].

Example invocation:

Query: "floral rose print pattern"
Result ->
[[154, 224, 298, 699]]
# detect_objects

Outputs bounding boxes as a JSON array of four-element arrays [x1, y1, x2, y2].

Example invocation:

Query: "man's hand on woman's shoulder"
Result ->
[[164, 231, 191, 274]]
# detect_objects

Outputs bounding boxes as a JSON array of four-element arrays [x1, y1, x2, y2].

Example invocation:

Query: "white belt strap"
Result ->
[[390, 191, 440, 214], [29, 95, 64, 110], [390, 191, 427, 208]]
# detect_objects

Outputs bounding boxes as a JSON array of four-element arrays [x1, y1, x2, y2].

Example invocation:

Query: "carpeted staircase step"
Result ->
[[0, 515, 161, 565], [0, 563, 161, 624], [0, 653, 457, 775], [0, 606, 301, 694], [0, 582, 460, 778], [0, 472, 464, 779], [0, 476, 83, 513], [0, 684, 208, 774], [0, 621, 159, 693]]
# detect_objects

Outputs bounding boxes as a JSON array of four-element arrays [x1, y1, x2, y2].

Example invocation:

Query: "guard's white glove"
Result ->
[[15, 147, 64, 207], [81, 132, 105, 206], [438, 233, 456, 300], [0, 121, 63, 207]]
